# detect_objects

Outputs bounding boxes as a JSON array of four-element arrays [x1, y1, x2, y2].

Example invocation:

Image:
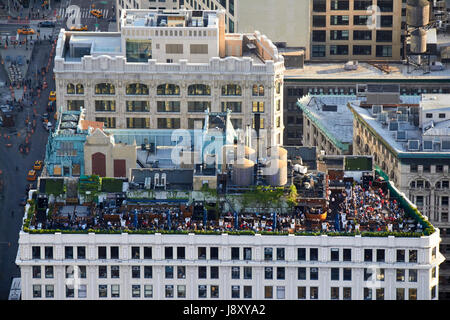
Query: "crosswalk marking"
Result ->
[[57, 8, 109, 19]]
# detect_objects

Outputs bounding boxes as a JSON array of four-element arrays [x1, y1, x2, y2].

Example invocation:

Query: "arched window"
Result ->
[[364, 144, 369, 153], [95, 83, 115, 95], [157, 84, 180, 95], [188, 84, 211, 96], [221, 84, 242, 96], [252, 84, 264, 96], [67, 83, 75, 94], [412, 179, 430, 189], [435, 180, 449, 189], [126, 83, 149, 95], [76, 84, 84, 94]]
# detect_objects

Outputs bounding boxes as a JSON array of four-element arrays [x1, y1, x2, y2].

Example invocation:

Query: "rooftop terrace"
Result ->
[[23, 172, 434, 237], [121, 9, 219, 28]]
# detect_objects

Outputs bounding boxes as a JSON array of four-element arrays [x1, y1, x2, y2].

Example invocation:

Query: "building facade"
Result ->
[[54, 9, 285, 147], [17, 231, 442, 300], [83, 129, 137, 179], [282, 66, 450, 146], [348, 94, 450, 298], [310, 0, 404, 61]]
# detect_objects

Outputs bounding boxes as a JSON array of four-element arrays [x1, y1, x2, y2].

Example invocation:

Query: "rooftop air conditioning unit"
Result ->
[[372, 105, 383, 115], [407, 140, 420, 151]]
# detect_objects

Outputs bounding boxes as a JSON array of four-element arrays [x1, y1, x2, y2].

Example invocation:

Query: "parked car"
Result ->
[[38, 21, 55, 28]]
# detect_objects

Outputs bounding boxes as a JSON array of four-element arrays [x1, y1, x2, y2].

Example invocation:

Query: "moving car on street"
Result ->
[[70, 25, 88, 31], [38, 21, 55, 28], [48, 91, 56, 101], [90, 9, 103, 18], [33, 160, 43, 171], [17, 27, 35, 35], [26, 170, 37, 181]]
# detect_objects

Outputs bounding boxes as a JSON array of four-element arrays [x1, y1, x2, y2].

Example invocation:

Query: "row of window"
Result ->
[[80, 100, 268, 113], [410, 165, 448, 175], [312, 30, 393, 42], [31, 284, 433, 300], [312, 44, 392, 57], [91, 117, 260, 130], [312, 14, 394, 27], [30, 246, 425, 263], [32, 265, 430, 283], [313, 0, 394, 13], [67, 83, 270, 96]]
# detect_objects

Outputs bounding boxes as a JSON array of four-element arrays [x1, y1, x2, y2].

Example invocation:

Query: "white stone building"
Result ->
[[54, 9, 285, 147], [16, 229, 443, 300]]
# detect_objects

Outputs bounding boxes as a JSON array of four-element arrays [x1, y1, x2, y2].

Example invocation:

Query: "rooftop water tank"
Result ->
[[410, 28, 428, 54], [232, 159, 254, 186], [222, 145, 256, 167], [264, 159, 288, 187], [406, 0, 430, 27]]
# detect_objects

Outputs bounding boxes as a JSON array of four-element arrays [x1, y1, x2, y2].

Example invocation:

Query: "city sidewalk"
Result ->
[[0, 0, 55, 20]]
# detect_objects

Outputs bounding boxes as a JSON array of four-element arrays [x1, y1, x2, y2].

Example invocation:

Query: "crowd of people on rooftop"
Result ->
[[32, 180, 420, 234], [320, 183, 421, 233]]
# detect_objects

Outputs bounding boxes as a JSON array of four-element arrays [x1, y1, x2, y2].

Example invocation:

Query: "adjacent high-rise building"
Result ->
[[310, 0, 404, 61]]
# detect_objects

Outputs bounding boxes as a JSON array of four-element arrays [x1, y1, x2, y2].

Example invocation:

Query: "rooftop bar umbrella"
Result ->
[[167, 209, 172, 230], [203, 207, 207, 227], [335, 212, 340, 231], [133, 209, 138, 229], [272, 212, 277, 230]]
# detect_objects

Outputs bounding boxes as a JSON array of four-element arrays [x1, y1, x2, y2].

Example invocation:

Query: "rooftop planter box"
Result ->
[[78, 175, 100, 195], [23, 228, 426, 237]]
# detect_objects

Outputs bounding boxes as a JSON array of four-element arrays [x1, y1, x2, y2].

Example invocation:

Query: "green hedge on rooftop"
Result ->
[[101, 178, 123, 193], [45, 179, 64, 195]]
